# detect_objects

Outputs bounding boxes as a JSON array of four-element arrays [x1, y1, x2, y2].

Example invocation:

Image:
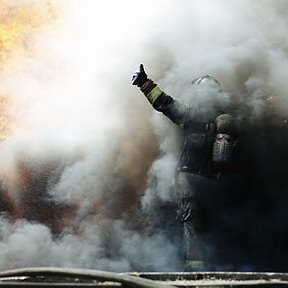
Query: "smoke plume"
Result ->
[[0, 0, 288, 272]]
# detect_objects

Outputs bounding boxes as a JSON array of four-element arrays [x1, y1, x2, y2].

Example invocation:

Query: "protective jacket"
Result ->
[[140, 79, 238, 178]]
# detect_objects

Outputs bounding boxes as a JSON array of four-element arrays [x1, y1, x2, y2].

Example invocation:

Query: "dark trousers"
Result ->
[[174, 172, 228, 269]]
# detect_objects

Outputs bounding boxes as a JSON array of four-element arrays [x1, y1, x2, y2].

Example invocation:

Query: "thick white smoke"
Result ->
[[0, 0, 182, 271], [0, 0, 288, 271]]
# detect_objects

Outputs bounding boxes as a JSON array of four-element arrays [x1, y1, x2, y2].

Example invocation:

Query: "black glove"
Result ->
[[131, 64, 148, 87]]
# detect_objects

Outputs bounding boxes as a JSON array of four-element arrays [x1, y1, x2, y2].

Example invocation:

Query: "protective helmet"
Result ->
[[191, 74, 222, 93], [190, 75, 226, 118]]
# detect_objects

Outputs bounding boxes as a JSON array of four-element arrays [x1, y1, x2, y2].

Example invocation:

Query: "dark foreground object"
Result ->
[[1, 268, 288, 287]]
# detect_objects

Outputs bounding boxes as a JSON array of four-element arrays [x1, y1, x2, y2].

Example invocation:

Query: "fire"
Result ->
[[0, 0, 60, 139], [0, 96, 14, 140], [0, 0, 59, 69]]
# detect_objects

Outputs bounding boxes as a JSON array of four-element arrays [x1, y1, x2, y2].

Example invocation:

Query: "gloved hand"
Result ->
[[131, 64, 148, 87]]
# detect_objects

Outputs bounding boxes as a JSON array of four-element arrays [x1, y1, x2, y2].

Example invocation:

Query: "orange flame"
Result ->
[[0, 96, 15, 139], [0, 0, 59, 69], [0, 0, 60, 139]]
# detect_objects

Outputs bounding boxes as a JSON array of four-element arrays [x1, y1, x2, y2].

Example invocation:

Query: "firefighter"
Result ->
[[132, 64, 239, 270]]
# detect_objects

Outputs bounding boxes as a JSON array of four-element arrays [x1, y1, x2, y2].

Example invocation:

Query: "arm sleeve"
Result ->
[[140, 79, 189, 128]]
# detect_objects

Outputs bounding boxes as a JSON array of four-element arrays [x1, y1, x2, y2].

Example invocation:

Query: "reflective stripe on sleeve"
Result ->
[[146, 86, 163, 104]]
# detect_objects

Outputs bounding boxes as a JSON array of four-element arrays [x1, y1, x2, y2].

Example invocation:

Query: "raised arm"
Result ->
[[132, 64, 189, 128]]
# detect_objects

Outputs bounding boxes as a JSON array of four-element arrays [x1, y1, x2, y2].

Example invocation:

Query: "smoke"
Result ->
[[0, 0, 182, 272], [0, 0, 288, 272]]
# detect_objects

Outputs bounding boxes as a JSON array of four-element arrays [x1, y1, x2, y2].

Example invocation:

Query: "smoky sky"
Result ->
[[0, 0, 288, 272]]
